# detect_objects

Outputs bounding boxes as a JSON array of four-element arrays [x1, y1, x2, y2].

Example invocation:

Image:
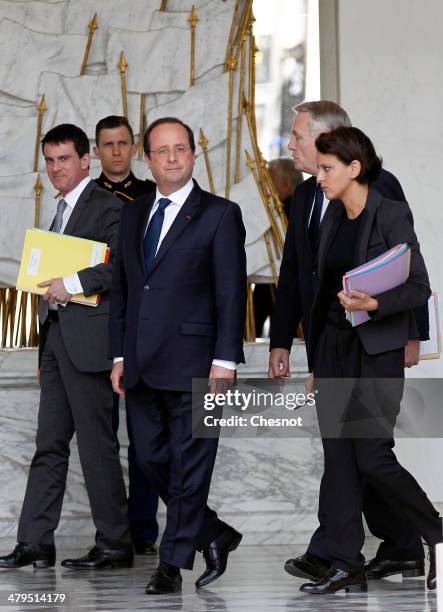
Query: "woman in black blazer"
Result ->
[[301, 127, 441, 595]]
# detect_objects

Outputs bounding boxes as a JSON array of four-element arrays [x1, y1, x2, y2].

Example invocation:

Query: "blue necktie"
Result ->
[[143, 197, 172, 275], [308, 184, 324, 252]]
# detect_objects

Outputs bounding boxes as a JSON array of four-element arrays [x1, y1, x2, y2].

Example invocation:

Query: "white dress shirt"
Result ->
[[115, 179, 236, 371]]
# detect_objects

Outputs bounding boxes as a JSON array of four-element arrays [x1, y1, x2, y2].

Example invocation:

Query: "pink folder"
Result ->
[[342, 244, 411, 326]]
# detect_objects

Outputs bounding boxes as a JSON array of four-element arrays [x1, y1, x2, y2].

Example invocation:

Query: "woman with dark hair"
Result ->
[[300, 127, 441, 594]]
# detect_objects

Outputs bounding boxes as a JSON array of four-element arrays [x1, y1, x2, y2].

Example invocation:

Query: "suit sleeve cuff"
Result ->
[[63, 273, 83, 295], [212, 359, 237, 371], [113, 357, 123, 364]]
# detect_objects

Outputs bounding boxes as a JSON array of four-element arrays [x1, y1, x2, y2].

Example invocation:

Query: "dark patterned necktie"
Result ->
[[52, 198, 67, 233], [143, 198, 172, 274]]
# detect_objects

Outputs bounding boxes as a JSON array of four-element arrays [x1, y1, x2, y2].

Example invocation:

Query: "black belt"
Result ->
[[47, 310, 59, 322]]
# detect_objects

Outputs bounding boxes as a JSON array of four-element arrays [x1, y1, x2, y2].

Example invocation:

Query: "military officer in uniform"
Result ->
[[94, 115, 156, 201], [94, 115, 159, 555]]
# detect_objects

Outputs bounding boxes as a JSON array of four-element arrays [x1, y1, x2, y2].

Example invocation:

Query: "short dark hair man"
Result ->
[[0, 124, 133, 571], [269, 101, 429, 585], [109, 117, 247, 594], [94, 115, 155, 201], [94, 115, 159, 556]]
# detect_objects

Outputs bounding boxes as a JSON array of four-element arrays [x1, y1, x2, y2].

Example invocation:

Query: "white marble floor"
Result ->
[[0, 542, 436, 612]]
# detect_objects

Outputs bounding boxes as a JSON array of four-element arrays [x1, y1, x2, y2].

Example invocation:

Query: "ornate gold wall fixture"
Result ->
[[234, 33, 247, 184], [118, 51, 128, 118], [231, 0, 253, 70], [225, 55, 236, 199], [159, 0, 168, 10], [244, 281, 256, 342], [188, 6, 198, 87], [248, 16, 257, 136], [224, 0, 240, 71], [198, 128, 215, 194], [80, 13, 97, 76], [33, 174, 43, 228], [33, 95, 47, 172], [1, 288, 18, 348], [245, 150, 283, 257]]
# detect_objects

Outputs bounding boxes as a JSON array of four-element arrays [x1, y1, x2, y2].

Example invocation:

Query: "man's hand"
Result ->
[[404, 339, 420, 368], [38, 278, 71, 305], [110, 361, 125, 396], [208, 364, 235, 395], [337, 289, 378, 313], [268, 348, 290, 380]]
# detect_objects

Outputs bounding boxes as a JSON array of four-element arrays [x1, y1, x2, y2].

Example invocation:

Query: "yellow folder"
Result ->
[[16, 229, 109, 306]]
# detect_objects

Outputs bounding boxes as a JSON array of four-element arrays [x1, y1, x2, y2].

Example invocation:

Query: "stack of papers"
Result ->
[[343, 243, 411, 326], [420, 293, 441, 359], [16, 229, 109, 306]]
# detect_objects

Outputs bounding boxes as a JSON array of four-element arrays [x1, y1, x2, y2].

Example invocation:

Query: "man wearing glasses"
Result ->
[[109, 117, 247, 594]]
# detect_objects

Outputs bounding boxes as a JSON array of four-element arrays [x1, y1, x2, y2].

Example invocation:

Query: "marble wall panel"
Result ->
[[0, 116, 36, 177], [64, 0, 156, 69], [0, 19, 86, 102], [0, 1, 67, 34], [147, 72, 233, 149], [0, 196, 35, 286]]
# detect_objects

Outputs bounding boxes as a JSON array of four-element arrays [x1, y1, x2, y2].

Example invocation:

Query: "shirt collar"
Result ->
[[62, 176, 92, 209], [100, 171, 132, 185], [155, 178, 194, 208]]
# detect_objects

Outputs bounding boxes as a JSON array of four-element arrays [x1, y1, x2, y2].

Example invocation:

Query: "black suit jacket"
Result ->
[[307, 188, 431, 370], [109, 179, 247, 392], [39, 180, 122, 372], [270, 168, 428, 355]]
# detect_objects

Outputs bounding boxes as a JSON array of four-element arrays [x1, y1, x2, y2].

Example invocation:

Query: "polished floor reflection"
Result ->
[[0, 543, 436, 611]]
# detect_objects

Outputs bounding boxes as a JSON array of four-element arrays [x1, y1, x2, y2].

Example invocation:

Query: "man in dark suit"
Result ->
[[109, 117, 247, 594], [268, 101, 428, 583], [94, 115, 159, 556], [0, 124, 133, 571]]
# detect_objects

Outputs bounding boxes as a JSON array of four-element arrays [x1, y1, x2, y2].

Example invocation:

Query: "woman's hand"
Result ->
[[337, 289, 378, 313]]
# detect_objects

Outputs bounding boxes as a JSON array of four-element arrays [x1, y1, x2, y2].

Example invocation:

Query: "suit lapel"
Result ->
[[63, 180, 96, 235], [147, 180, 203, 277], [355, 187, 382, 265]]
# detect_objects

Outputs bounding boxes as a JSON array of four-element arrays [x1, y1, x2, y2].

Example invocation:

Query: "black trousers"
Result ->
[[312, 323, 441, 571], [125, 380, 228, 569], [18, 321, 130, 548], [112, 395, 159, 544]]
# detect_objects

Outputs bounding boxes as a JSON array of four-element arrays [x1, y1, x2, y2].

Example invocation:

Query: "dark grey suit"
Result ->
[[18, 180, 130, 548]]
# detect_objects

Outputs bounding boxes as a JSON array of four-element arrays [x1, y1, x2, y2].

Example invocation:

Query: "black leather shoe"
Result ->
[[195, 526, 243, 588], [300, 566, 368, 595], [146, 561, 182, 595], [284, 552, 330, 581], [133, 540, 157, 555], [61, 545, 133, 569], [365, 556, 425, 580], [0, 542, 55, 569], [428, 546, 436, 590]]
